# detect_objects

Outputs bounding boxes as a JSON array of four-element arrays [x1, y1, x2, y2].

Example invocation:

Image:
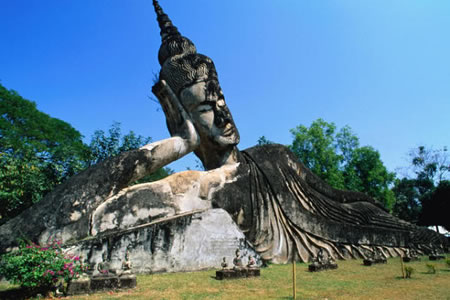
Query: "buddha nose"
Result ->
[[214, 100, 231, 128]]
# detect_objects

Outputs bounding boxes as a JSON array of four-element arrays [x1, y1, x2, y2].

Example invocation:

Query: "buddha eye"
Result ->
[[198, 107, 212, 113], [197, 101, 215, 113]]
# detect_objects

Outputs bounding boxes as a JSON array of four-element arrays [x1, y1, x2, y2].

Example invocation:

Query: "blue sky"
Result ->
[[1, 0, 449, 174]]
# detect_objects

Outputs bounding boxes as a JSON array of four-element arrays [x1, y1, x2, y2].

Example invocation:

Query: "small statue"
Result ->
[[327, 255, 334, 265], [121, 250, 133, 275], [405, 248, 410, 257], [316, 248, 325, 265], [221, 257, 228, 269], [247, 255, 256, 268], [233, 249, 243, 269], [374, 250, 380, 259], [97, 252, 116, 276]]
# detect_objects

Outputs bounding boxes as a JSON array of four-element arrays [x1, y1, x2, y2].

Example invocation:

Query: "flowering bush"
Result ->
[[0, 239, 84, 292]]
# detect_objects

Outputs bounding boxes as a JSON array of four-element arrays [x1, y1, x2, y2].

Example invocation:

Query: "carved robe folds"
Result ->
[[212, 144, 447, 263]]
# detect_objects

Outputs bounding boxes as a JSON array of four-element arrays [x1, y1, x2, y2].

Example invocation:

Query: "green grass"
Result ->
[[1, 256, 449, 299]]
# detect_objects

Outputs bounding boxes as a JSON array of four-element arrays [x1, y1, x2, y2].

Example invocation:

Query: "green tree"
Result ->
[[289, 118, 395, 209], [87, 122, 173, 183], [289, 119, 345, 189], [419, 180, 450, 231], [344, 146, 396, 210], [88, 121, 152, 165], [392, 178, 422, 223], [392, 146, 449, 226], [0, 84, 89, 221], [257, 136, 274, 146]]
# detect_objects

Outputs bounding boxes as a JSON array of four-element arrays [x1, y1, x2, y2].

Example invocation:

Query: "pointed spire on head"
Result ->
[[152, 0, 180, 42], [152, 0, 197, 66]]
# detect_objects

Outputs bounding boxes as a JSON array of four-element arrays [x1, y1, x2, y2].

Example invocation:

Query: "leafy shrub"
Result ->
[[426, 263, 436, 274], [446, 259, 450, 268], [404, 266, 415, 278], [0, 239, 84, 293]]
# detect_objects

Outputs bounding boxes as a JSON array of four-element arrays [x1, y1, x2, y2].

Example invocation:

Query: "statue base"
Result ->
[[429, 255, 445, 261], [308, 263, 338, 272], [363, 257, 387, 266], [66, 274, 136, 295], [216, 268, 260, 280], [90, 276, 120, 291], [66, 278, 90, 295], [119, 274, 137, 289], [403, 256, 420, 263]]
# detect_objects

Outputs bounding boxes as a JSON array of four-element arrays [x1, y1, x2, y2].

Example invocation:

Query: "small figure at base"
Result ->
[[221, 257, 228, 269]]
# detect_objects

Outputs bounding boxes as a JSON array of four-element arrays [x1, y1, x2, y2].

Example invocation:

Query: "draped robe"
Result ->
[[212, 144, 446, 263]]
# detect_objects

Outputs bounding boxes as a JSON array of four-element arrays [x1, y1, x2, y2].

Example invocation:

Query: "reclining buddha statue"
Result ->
[[0, 0, 446, 263]]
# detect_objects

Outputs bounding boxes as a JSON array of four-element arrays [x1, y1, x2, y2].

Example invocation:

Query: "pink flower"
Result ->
[[73, 256, 80, 261]]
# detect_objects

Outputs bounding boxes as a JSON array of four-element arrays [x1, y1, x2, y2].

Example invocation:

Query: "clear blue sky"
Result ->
[[1, 0, 449, 174]]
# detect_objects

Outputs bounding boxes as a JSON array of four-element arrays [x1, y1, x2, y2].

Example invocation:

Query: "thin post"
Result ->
[[292, 253, 297, 300], [400, 253, 405, 278]]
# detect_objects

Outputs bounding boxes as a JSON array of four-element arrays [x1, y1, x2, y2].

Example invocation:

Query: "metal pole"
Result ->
[[400, 254, 405, 278], [292, 253, 297, 299]]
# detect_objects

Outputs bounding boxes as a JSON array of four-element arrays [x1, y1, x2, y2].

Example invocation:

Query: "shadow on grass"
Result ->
[[0, 287, 44, 300]]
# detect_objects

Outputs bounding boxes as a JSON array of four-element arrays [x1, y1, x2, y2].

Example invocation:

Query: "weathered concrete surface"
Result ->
[[210, 144, 448, 263], [0, 159, 239, 253], [65, 209, 260, 274], [215, 268, 260, 280]]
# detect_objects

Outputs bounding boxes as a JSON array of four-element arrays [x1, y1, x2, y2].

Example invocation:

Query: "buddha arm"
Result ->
[[132, 135, 198, 182]]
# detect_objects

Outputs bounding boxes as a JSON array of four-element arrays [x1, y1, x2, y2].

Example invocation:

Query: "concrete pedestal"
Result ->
[[216, 268, 260, 280]]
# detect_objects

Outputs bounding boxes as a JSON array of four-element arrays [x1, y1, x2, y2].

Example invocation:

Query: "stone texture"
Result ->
[[216, 268, 260, 280], [64, 209, 260, 274], [66, 278, 91, 295], [308, 263, 338, 272], [90, 276, 120, 291], [119, 275, 137, 289], [429, 255, 445, 260], [210, 144, 448, 263]]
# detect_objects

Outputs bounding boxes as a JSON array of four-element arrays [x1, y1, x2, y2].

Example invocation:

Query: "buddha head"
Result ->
[[152, 0, 240, 167]]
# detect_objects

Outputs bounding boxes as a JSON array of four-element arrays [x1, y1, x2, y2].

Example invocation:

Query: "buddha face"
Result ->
[[180, 79, 240, 147]]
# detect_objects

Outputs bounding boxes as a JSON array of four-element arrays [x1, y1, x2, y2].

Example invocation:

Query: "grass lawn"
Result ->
[[1, 256, 449, 299]]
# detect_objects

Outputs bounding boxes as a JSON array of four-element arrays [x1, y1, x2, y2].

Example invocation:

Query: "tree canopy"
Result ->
[[87, 122, 173, 184], [289, 118, 395, 210], [392, 146, 449, 229], [0, 83, 89, 221]]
